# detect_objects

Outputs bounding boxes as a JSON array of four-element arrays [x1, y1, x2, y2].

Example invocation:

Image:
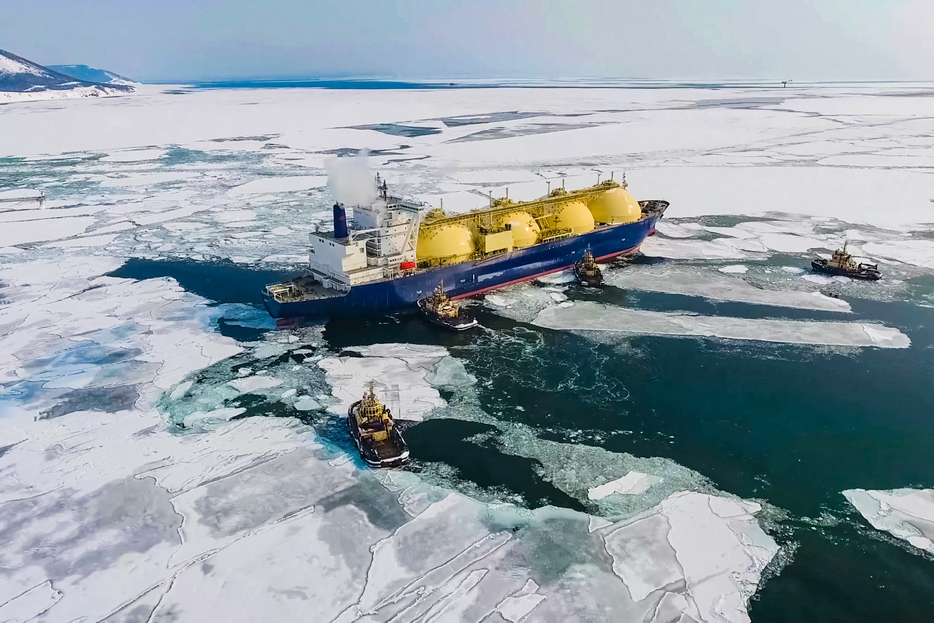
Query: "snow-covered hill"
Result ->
[[47, 64, 138, 86], [0, 49, 135, 103]]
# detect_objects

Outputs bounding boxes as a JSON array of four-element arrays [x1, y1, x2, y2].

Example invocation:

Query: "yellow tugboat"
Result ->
[[811, 242, 881, 281], [417, 281, 479, 331], [347, 384, 410, 468], [573, 249, 604, 287]]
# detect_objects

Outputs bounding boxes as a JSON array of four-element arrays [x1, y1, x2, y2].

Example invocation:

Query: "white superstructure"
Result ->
[[307, 179, 423, 291]]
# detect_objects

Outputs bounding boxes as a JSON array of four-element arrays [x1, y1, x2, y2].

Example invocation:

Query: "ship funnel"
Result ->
[[333, 203, 348, 239]]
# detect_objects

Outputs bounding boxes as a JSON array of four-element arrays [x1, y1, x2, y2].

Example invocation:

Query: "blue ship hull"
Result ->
[[263, 216, 659, 318]]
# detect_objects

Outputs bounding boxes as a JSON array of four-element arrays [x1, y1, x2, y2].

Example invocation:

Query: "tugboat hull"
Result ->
[[416, 297, 479, 331], [811, 259, 881, 281], [573, 264, 604, 288], [347, 401, 410, 468]]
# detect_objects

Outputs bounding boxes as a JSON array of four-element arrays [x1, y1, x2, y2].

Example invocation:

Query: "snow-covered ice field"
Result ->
[[2, 82, 934, 621]]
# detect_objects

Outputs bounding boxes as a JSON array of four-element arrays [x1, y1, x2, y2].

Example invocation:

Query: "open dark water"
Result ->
[[115, 258, 934, 622]]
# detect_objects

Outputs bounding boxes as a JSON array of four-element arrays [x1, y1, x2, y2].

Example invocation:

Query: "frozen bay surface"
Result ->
[[2, 82, 934, 621]]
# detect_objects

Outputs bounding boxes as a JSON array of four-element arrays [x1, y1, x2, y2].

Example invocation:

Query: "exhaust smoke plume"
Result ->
[[325, 150, 378, 207]]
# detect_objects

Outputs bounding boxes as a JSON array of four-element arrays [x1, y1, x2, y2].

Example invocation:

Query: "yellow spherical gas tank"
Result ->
[[498, 211, 540, 248], [588, 187, 641, 224], [554, 201, 595, 235], [416, 224, 475, 263]]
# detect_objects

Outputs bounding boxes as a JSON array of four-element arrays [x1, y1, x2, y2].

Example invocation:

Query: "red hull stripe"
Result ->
[[449, 244, 640, 300]]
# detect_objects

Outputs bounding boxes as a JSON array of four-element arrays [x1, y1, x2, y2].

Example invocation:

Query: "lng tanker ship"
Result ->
[[263, 175, 667, 318]]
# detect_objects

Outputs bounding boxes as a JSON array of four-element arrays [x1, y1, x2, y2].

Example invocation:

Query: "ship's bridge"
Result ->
[[307, 194, 424, 290]]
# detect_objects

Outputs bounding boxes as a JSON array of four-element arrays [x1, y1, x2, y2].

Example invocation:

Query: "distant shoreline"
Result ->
[[152, 78, 934, 91]]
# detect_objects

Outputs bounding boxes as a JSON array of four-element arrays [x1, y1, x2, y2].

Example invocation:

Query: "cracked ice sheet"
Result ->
[[318, 343, 476, 421], [843, 488, 934, 554], [0, 256, 242, 432], [1, 392, 777, 623], [99, 149, 167, 162], [639, 235, 749, 260], [129, 474, 776, 623], [0, 414, 316, 620], [862, 240, 934, 269], [603, 492, 776, 617], [589, 471, 663, 499], [227, 175, 328, 196], [533, 302, 910, 348], [331, 485, 776, 623], [0, 262, 779, 623], [608, 268, 852, 312], [0, 215, 96, 246], [0, 581, 63, 622]]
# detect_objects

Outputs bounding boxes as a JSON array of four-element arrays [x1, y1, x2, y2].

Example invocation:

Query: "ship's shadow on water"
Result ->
[[109, 258, 295, 307]]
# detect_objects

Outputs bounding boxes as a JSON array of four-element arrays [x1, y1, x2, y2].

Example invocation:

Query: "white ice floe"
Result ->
[[0, 216, 95, 246], [485, 294, 516, 307], [415, 190, 489, 214], [604, 492, 775, 616], [609, 269, 851, 312], [639, 235, 749, 260], [227, 175, 328, 196], [758, 233, 825, 253], [183, 407, 247, 427], [98, 172, 197, 187], [535, 269, 577, 284], [802, 274, 851, 285], [534, 302, 910, 348], [494, 579, 547, 623], [719, 264, 748, 274], [0, 581, 63, 622], [589, 471, 663, 499], [654, 220, 705, 238], [99, 149, 166, 162], [43, 233, 119, 248], [318, 344, 475, 421], [634, 166, 934, 229], [844, 488, 934, 554], [293, 396, 320, 411], [862, 240, 934, 269], [0, 188, 44, 202], [448, 169, 543, 185], [227, 375, 284, 393]]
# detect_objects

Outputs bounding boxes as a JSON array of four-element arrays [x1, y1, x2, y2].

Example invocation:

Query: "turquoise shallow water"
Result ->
[[116, 257, 934, 621]]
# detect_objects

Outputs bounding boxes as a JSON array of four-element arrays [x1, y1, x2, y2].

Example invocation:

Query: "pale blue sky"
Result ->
[[2, 0, 931, 82]]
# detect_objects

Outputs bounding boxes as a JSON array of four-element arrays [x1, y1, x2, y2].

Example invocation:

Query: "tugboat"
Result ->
[[811, 243, 881, 281], [347, 384, 410, 468], [574, 250, 604, 287], [417, 282, 479, 331]]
